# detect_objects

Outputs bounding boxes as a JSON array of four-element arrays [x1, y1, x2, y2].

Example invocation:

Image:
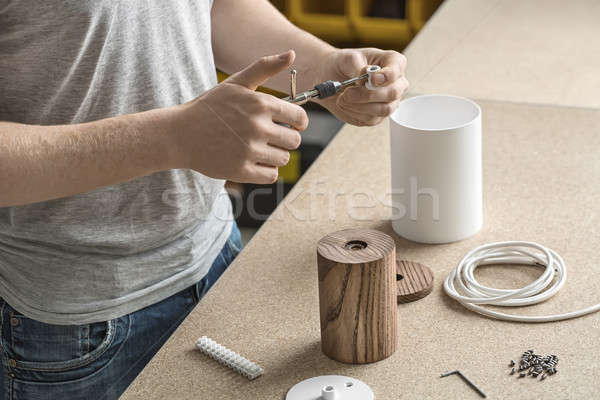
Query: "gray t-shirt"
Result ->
[[0, 0, 233, 324]]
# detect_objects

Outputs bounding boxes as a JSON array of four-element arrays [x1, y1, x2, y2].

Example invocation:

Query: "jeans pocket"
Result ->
[[224, 239, 241, 263], [225, 224, 243, 259], [0, 301, 117, 375]]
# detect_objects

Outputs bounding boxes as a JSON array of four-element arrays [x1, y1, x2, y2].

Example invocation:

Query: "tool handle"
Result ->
[[314, 80, 341, 99]]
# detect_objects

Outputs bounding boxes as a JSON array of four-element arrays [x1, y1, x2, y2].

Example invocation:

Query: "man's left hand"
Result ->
[[314, 48, 408, 126]]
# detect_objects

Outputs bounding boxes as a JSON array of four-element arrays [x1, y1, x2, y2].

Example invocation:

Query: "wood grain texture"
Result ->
[[317, 229, 397, 364], [396, 260, 434, 303]]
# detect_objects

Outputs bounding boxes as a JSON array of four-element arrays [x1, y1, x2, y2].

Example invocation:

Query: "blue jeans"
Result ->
[[0, 223, 242, 400]]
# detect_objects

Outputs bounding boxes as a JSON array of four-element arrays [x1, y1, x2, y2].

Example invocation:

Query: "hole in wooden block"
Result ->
[[396, 274, 404, 281], [344, 240, 367, 250]]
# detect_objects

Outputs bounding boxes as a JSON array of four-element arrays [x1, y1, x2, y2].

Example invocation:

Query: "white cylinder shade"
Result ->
[[389, 94, 482, 244]]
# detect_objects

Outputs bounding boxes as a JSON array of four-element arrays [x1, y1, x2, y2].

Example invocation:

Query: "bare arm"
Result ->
[[0, 51, 306, 208], [211, 0, 333, 93], [211, 0, 409, 126], [0, 110, 175, 207]]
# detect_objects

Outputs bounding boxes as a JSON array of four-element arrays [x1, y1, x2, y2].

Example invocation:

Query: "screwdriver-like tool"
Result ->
[[283, 65, 381, 105]]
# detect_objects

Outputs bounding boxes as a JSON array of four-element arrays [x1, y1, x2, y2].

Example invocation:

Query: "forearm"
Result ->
[[211, 2, 408, 128], [211, 0, 335, 93], [0, 109, 176, 207]]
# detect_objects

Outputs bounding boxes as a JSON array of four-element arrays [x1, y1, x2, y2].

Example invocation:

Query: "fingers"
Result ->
[[336, 49, 407, 86], [339, 106, 385, 127], [340, 77, 409, 104], [337, 100, 382, 126], [338, 99, 400, 118], [369, 50, 407, 88], [256, 94, 309, 131], [256, 93, 308, 131], [265, 124, 302, 150], [271, 102, 309, 131], [334, 49, 408, 127], [226, 50, 295, 91], [250, 164, 280, 184], [337, 76, 406, 122], [252, 143, 291, 167]]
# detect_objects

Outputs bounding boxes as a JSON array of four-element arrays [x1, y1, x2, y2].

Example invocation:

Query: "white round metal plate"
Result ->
[[286, 375, 374, 400]]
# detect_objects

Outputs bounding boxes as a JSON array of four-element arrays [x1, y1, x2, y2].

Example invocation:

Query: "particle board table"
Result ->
[[122, 1, 600, 399], [123, 101, 600, 399], [405, 0, 600, 109]]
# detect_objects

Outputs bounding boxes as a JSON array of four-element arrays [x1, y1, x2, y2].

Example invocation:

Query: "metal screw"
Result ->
[[290, 70, 297, 100], [511, 350, 560, 381]]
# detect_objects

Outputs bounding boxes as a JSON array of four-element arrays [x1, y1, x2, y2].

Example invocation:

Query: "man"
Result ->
[[0, 0, 408, 398]]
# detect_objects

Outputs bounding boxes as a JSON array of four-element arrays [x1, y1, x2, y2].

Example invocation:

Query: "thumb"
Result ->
[[226, 50, 295, 90]]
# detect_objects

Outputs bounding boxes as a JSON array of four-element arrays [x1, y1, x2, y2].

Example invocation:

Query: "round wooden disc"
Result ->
[[396, 260, 434, 303]]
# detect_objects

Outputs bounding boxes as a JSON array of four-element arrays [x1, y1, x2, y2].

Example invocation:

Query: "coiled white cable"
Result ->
[[443, 241, 600, 322]]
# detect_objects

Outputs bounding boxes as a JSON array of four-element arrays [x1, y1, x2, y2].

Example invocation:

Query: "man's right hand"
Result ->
[[0, 51, 307, 207], [168, 50, 308, 184]]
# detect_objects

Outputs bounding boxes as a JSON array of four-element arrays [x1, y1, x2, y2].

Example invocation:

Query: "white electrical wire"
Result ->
[[443, 241, 600, 322]]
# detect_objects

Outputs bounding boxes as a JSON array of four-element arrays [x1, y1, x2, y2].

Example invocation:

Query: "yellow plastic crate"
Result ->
[[286, 0, 355, 43], [407, 0, 444, 32], [284, 0, 442, 49], [270, 0, 285, 12], [278, 150, 301, 183], [347, 0, 412, 49]]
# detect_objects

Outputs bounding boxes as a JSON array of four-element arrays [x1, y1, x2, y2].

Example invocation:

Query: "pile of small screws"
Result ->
[[508, 350, 559, 381]]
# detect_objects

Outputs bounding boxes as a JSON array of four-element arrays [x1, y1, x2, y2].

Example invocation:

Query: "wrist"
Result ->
[[310, 48, 343, 108], [310, 46, 339, 88], [127, 106, 187, 172]]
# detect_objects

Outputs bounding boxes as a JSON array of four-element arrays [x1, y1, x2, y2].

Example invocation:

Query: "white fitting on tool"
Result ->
[[365, 65, 381, 90], [286, 376, 374, 400]]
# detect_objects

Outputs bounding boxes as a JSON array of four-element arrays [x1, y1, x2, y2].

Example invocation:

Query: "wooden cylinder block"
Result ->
[[317, 229, 397, 364]]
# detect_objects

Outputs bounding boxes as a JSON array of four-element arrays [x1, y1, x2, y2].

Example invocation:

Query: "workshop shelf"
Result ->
[[286, 0, 355, 43], [347, 0, 412, 48], [407, 0, 444, 31], [285, 0, 442, 49]]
